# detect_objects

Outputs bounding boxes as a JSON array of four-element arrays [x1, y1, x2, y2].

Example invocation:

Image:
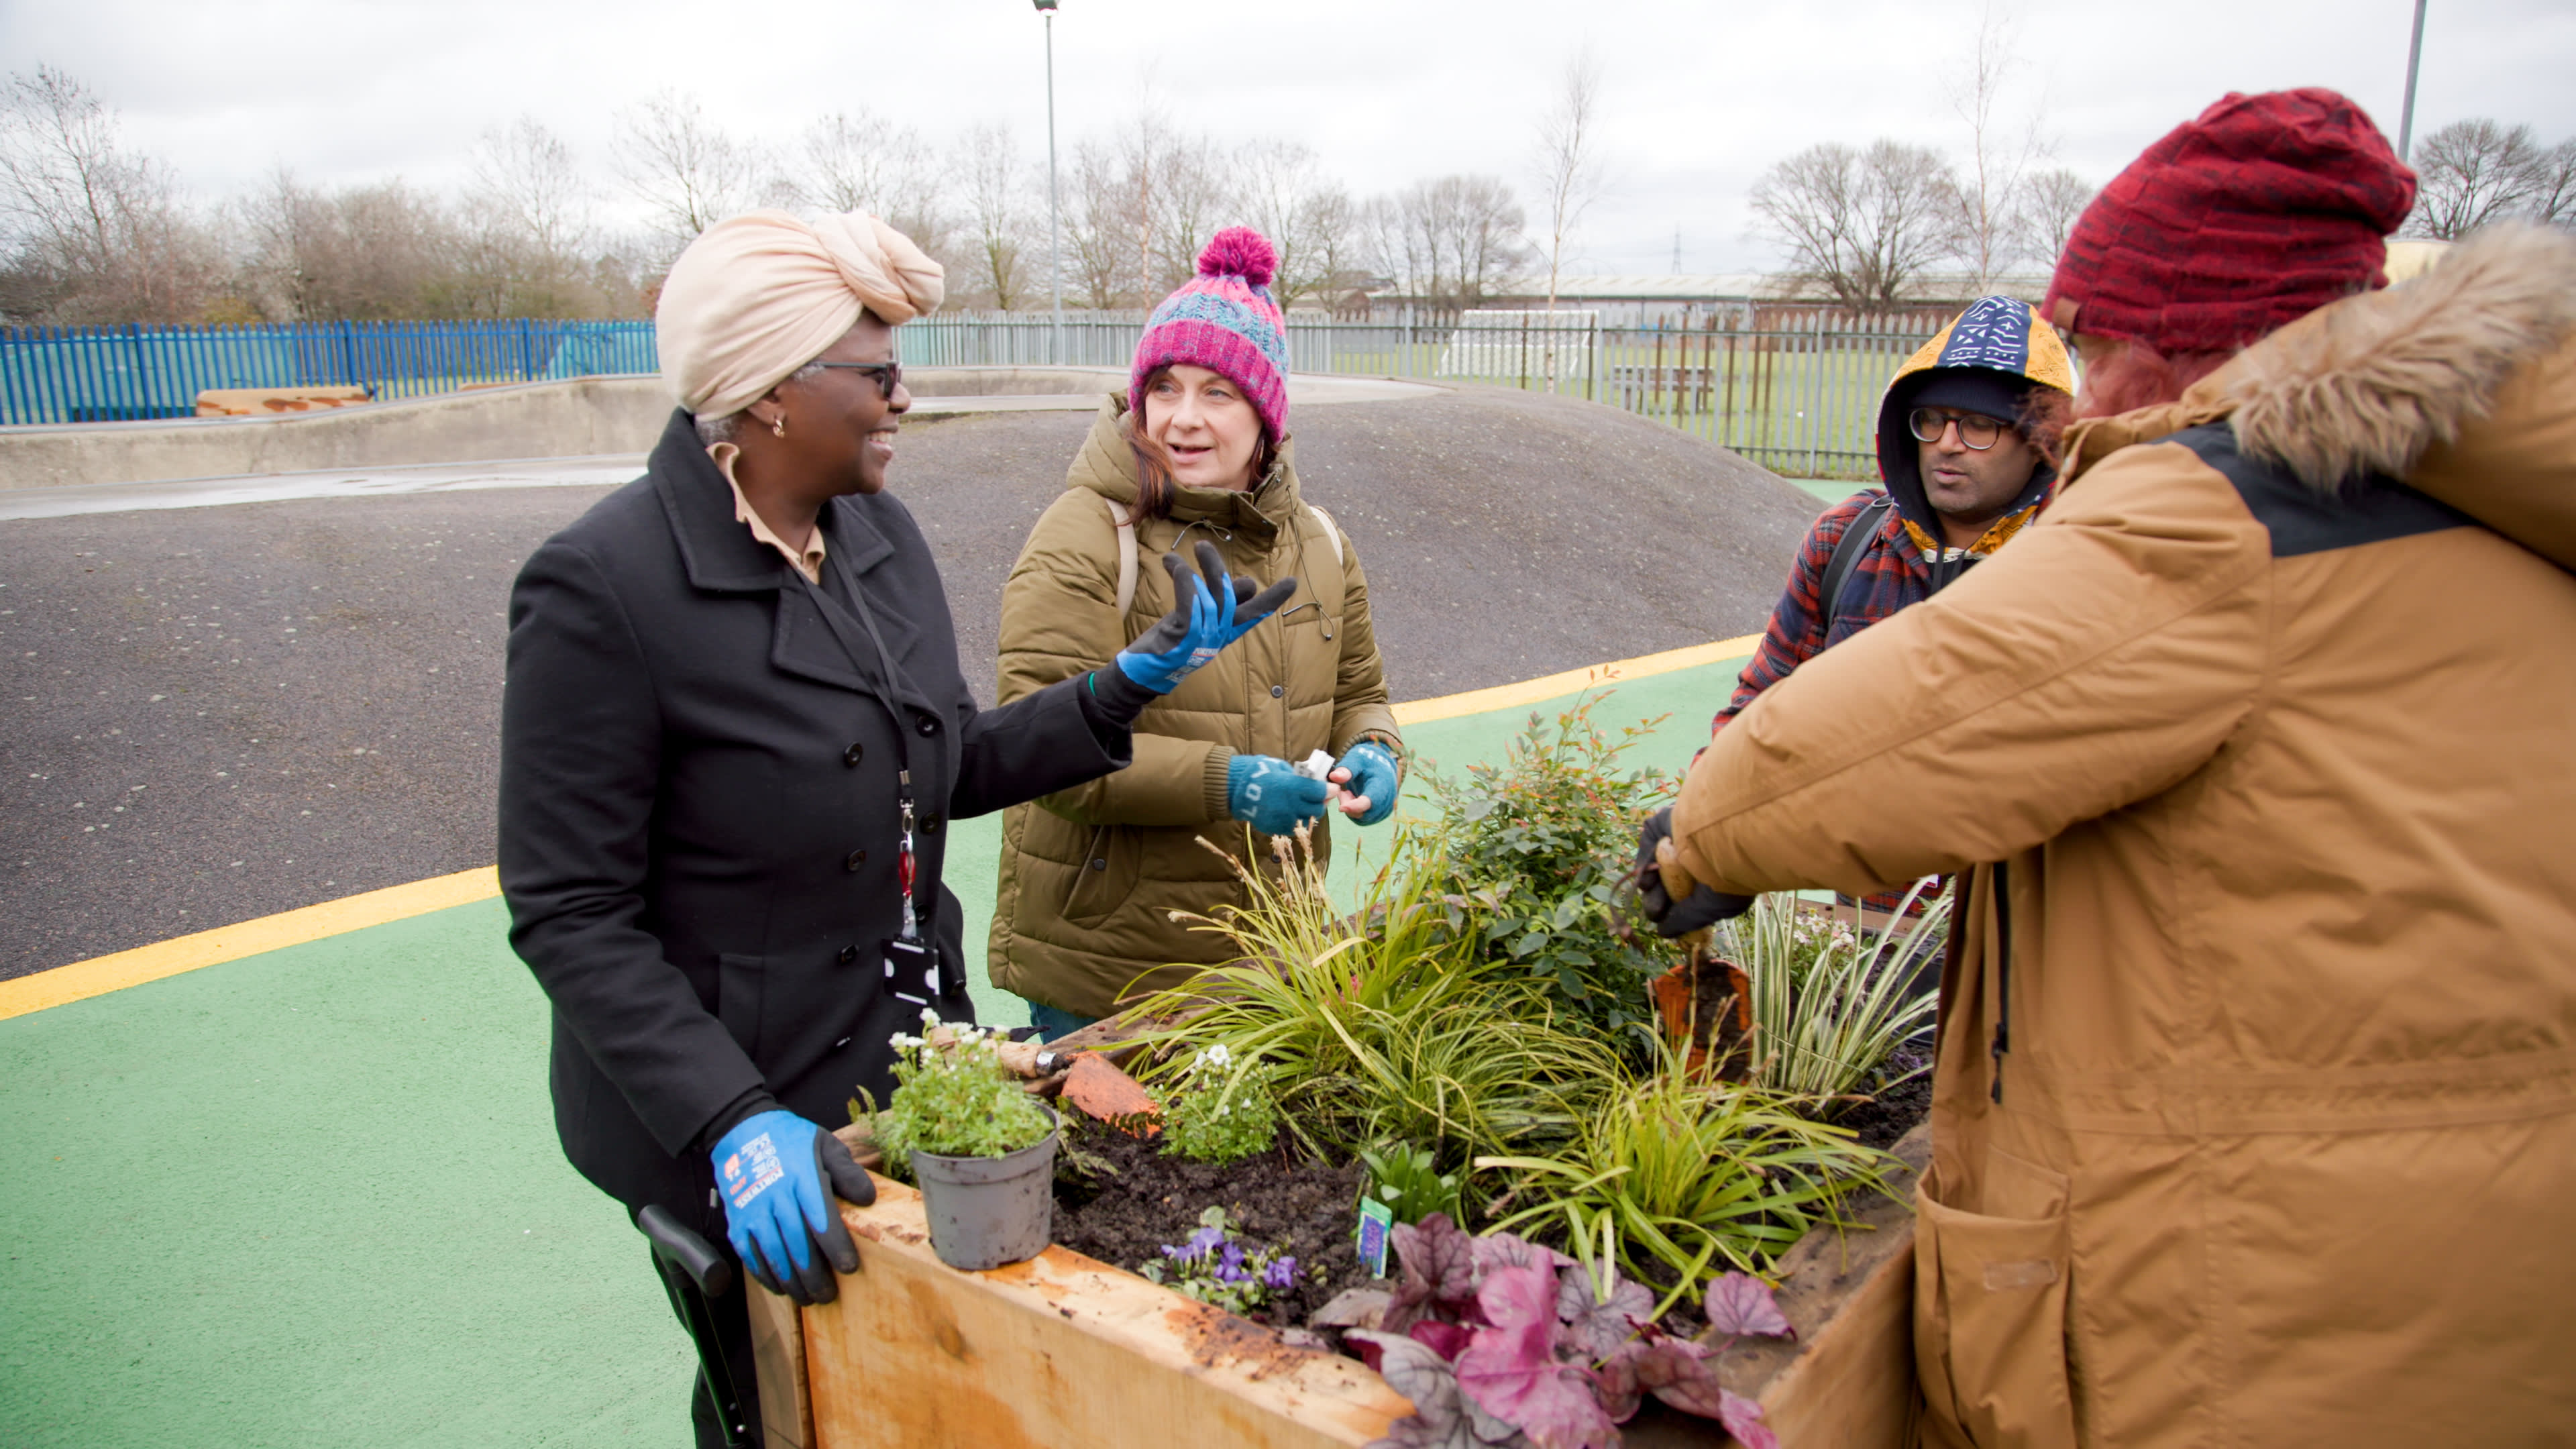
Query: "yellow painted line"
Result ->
[[5, 637, 1762, 1019], [1391, 633, 1760, 726], [0, 866, 500, 1022]]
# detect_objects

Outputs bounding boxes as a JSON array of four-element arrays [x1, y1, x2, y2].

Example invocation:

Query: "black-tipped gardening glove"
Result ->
[[1633, 805, 1755, 938], [1089, 542, 1298, 728]]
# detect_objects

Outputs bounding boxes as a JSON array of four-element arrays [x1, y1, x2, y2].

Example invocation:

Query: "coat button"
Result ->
[[1271, 684, 1285, 698], [845, 849, 867, 871], [843, 742, 864, 767], [1090, 857, 1107, 870], [917, 716, 939, 737], [839, 944, 859, 964], [922, 814, 944, 835], [833, 1036, 851, 1050]]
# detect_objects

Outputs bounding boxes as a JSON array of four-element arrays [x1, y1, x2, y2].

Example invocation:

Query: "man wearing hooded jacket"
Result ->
[[1655, 89, 2576, 1446]]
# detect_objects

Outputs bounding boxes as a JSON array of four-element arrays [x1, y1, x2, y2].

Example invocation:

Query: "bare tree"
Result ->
[[1947, 1, 2049, 288], [2530, 138, 2576, 230], [793, 109, 947, 254], [1235, 139, 1356, 309], [461, 117, 603, 317], [956, 123, 1031, 310], [241, 171, 467, 320], [1063, 138, 1140, 309], [2406, 119, 2547, 239], [2015, 167, 2095, 271], [1529, 49, 1609, 387], [1372, 174, 1531, 311], [614, 91, 763, 252], [0, 64, 222, 323], [1751, 140, 1963, 310], [1144, 133, 1232, 295]]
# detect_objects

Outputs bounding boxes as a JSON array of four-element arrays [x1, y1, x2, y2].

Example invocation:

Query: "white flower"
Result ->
[[920, 1008, 942, 1028]]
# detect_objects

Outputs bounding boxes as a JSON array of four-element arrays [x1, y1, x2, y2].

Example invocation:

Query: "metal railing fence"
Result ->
[[0, 319, 655, 425], [3, 310, 1942, 478]]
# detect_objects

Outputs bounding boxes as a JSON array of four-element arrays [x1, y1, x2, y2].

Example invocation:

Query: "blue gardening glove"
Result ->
[[1330, 741, 1401, 826], [1228, 753, 1330, 837], [1115, 541, 1298, 695], [710, 1110, 874, 1305]]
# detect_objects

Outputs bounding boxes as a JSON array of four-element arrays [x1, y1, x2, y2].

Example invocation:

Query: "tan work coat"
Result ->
[[989, 398, 1401, 1020], [1674, 225, 2576, 1446]]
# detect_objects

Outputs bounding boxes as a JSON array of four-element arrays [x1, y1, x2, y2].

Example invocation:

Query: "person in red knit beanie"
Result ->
[[2046, 87, 2417, 415], [1664, 83, 2576, 1447]]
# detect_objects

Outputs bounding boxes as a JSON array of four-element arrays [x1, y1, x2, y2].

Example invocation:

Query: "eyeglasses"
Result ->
[[810, 360, 903, 400], [1908, 407, 2008, 450]]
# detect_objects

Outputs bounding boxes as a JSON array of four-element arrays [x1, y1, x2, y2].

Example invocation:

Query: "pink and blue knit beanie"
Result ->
[[1130, 227, 1291, 442]]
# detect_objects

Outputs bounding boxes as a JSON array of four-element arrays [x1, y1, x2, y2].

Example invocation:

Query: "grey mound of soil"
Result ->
[[1051, 1115, 1375, 1330]]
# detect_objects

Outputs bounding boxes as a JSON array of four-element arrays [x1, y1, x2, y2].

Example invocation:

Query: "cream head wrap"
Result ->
[[655, 209, 945, 420]]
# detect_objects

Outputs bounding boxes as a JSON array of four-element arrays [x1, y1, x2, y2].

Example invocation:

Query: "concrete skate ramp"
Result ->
[[0, 380, 1819, 975]]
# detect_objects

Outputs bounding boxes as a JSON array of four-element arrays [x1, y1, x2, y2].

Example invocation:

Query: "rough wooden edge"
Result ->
[[806, 1173, 1411, 1447]]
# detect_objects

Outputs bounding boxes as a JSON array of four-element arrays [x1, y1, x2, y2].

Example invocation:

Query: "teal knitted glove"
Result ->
[[1227, 753, 1330, 837], [1330, 741, 1400, 826]]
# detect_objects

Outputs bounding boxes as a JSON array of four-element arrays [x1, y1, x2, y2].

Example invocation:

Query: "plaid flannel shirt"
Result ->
[[1713, 490, 1933, 734]]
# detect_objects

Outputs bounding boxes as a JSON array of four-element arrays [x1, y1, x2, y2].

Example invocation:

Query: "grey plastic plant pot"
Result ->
[[909, 1105, 1061, 1271]]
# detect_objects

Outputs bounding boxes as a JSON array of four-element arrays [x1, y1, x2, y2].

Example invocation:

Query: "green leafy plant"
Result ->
[[1413, 694, 1684, 1044], [1477, 1043, 1896, 1293], [1356, 1139, 1464, 1227], [1159, 1044, 1281, 1165], [1125, 830, 1622, 1173], [1727, 881, 1945, 1101], [1136, 1205, 1303, 1316], [859, 1012, 1053, 1178]]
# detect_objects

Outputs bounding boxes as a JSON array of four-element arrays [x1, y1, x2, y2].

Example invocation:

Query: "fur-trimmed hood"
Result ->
[[2065, 223, 2576, 568]]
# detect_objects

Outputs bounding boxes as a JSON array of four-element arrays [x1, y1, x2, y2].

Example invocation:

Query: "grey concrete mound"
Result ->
[[0, 380, 1819, 976], [0, 368, 1446, 492]]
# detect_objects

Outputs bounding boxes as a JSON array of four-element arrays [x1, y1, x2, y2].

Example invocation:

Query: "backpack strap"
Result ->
[[1306, 502, 1345, 567], [1816, 494, 1894, 634], [1104, 496, 1139, 617]]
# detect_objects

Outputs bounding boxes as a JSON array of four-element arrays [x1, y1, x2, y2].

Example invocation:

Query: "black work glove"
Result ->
[[1633, 805, 1755, 938]]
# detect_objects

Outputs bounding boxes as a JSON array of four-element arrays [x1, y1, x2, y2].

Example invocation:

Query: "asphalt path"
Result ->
[[0, 383, 1821, 978]]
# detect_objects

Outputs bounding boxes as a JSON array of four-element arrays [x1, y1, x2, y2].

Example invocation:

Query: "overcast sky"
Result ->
[[5, 0, 2571, 274]]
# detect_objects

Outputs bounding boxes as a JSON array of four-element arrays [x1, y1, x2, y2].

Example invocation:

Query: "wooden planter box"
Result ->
[[755, 1125, 1927, 1449]]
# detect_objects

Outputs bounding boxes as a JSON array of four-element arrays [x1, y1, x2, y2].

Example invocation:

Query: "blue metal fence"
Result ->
[[0, 319, 657, 425]]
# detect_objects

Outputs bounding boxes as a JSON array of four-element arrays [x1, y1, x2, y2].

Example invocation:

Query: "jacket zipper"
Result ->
[[1990, 859, 2013, 1103]]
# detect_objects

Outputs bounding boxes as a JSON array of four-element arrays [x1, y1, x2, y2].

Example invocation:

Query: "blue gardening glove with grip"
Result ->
[[1330, 741, 1401, 826], [1633, 805, 1755, 938], [1228, 753, 1330, 837], [1115, 541, 1297, 695], [710, 1110, 873, 1305]]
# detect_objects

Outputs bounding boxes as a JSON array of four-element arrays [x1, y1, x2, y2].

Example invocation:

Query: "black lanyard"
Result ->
[[795, 537, 928, 941]]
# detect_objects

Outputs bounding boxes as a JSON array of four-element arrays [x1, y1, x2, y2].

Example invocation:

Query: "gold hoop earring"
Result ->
[[770, 413, 787, 439]]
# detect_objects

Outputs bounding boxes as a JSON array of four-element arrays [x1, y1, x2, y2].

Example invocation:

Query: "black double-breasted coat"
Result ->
[[500, 411, 1128, 1232]]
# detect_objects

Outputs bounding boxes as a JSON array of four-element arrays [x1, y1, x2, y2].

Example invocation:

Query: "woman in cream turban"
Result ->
[[497, 210, 1291, 1446]]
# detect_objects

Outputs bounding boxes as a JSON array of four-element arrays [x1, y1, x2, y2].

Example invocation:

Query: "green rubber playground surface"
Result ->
[[0, 657, 1743, 1448]]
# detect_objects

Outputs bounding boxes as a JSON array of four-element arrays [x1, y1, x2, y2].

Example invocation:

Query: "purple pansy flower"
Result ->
[[1263, 1256, 1298, 1289]]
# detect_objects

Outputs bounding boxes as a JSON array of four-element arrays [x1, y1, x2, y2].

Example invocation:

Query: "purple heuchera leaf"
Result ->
[[1454, 1265, 1615, 1449], [1385, 1212, 1481, 1336], [1553, 1267, 1654, 1364], [1468, 1229, 1577, 1278], [1348, 1332, 1483, 1449], [1717, 1388, 1782, 1449], [1409, 1319, 1473, 1362], [1703, 1273, 1794, 1341]]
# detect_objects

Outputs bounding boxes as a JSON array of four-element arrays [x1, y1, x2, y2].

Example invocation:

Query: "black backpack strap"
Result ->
[[1815, 494, 1894, 635]]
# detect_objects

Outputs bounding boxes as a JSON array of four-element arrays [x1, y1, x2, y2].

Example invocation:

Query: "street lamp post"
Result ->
[[1035, 0, 1064, 366], [2398, 0, 2430, 163]]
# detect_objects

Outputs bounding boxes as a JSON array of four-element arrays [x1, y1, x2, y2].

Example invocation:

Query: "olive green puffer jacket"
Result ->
[[988, 396, 1402, 1019]]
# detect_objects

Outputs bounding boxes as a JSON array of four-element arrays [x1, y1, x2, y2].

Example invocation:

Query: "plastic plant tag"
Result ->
[[1293, 749, 1337, 782], [1356, 1196, 1395, 1278]]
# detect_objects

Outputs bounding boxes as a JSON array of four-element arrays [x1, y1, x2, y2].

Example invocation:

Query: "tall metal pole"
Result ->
[[1044, 11, 1065, 364], [2398, 0, 2430, 163]]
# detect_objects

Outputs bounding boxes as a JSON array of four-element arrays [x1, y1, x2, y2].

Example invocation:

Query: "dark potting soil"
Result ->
[[1051, 1114, 1377, 1331], [1831, 1048, 1934, 1150]]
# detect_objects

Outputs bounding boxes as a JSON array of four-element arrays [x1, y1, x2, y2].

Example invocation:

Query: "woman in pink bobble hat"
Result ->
[[987, 227, 1407, 1037]]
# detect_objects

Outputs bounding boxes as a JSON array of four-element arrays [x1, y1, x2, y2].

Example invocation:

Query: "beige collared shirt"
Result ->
[[706, 441, 826, 584]]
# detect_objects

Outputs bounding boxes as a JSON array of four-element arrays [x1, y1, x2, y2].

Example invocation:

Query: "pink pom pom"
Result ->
[[1196, 227, 1276, 288]]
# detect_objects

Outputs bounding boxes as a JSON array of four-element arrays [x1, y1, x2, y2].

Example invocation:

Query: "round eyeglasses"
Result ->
[[810, 360, 903, 400], [1908, 407, 2007, 451]]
